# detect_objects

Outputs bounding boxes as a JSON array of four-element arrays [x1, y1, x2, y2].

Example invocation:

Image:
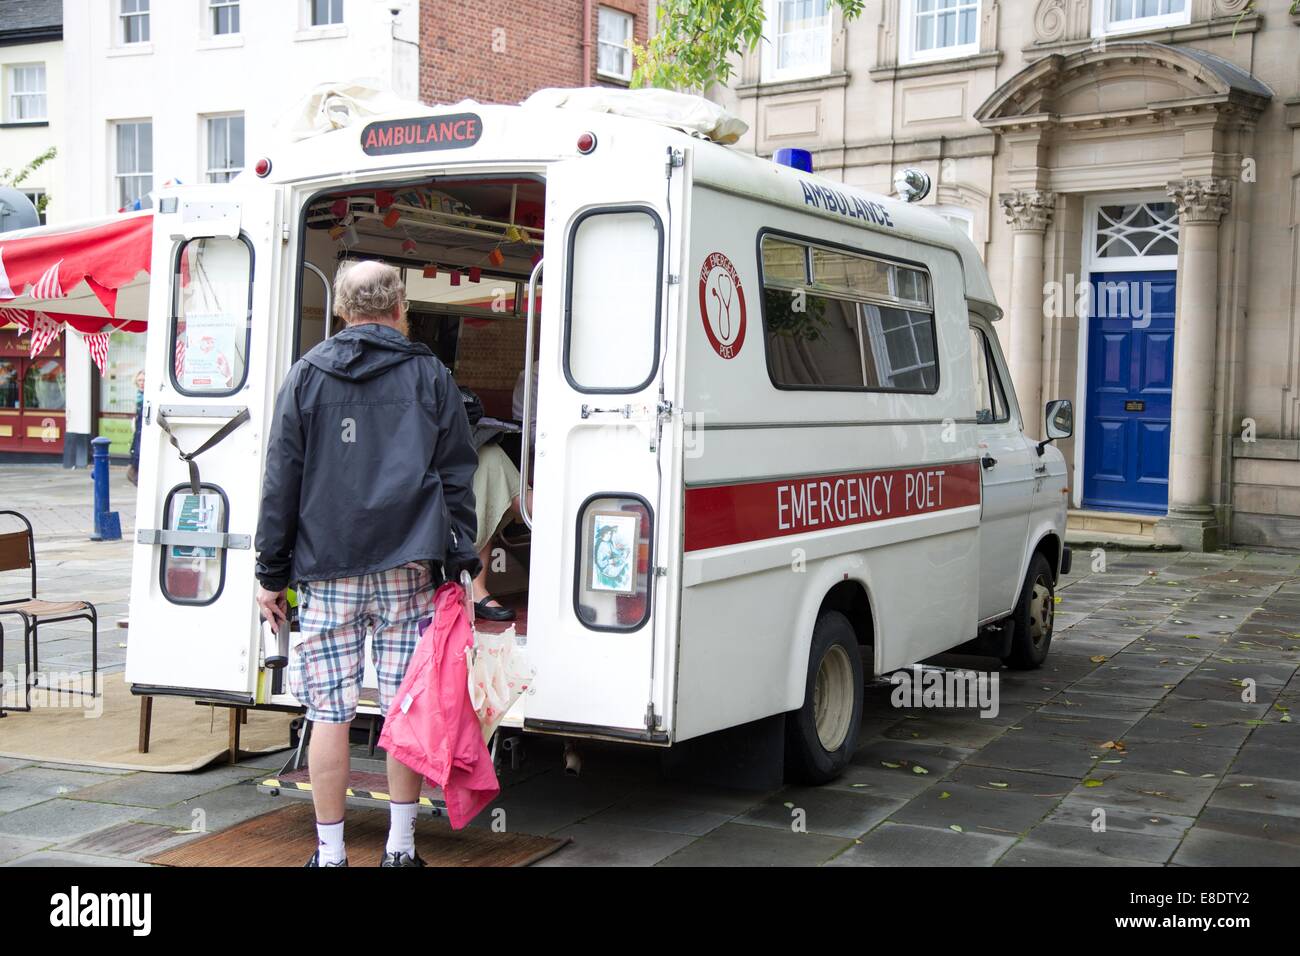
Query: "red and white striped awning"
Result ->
[[0, 212, 153, 369]]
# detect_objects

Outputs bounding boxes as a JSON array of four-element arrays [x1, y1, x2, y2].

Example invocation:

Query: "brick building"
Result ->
[[420, 0, 649, 106]]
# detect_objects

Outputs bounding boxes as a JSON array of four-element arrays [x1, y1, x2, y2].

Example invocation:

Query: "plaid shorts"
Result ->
[[290, 564, 435, 724]]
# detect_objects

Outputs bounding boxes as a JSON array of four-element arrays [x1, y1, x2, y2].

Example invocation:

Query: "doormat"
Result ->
[[145, 801, 569, 867]]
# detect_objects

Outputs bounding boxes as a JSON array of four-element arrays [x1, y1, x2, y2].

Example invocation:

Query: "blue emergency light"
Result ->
[[773, 148, 813, 173]]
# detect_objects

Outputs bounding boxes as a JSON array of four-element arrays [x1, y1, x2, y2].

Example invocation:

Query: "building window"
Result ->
[[120, 0, 151, 44], [22, 190, 46, 225], [5, 63, 47, 122], [310, 0, 344, 26], [1093, 200, 1179, 260], [115, 121, 153, 211], [901, 0, 979, 64], [596, 7, 634, 82], [761, 0, 832, 82], [1095, 0, 1189, 36], [210, 0, 240, 35], [205, 114, 245, 183]]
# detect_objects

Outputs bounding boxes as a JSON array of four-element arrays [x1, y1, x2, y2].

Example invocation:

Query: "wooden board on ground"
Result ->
[[0, 672, 294, 772], [145, 801, 568, 867]]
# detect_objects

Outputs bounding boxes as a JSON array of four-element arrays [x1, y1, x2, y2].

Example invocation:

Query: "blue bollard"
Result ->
[[90, 436, 122, 541]]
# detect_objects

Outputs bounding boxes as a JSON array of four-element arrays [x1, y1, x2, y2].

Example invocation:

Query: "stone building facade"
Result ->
[[711, 0, 1300, 550]]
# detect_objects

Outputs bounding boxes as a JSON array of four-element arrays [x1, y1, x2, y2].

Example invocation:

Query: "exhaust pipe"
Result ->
[[562, 739, 581, 777]]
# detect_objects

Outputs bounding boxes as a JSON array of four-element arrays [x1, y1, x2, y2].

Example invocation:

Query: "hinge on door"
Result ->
[[667, 273, 679, 285], [654, 566, 668, 578], [644, 702, 660, 731], [281, 223, 290, 243], [665, 147, 683, 178]]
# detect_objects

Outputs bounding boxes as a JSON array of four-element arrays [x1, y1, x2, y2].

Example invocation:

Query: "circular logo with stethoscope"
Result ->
[[698, 251, 747, 360]]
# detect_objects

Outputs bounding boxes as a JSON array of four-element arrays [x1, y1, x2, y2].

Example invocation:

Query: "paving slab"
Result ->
[[827, 822, 1017, 867], [534, 821, 695, 867], [658, 822, 848, 867], [0, 798, 143, 843], [735, 787, 903, 838]]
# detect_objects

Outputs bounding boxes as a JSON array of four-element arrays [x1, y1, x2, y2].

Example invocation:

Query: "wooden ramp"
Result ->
[[146, 801, 568, 868]]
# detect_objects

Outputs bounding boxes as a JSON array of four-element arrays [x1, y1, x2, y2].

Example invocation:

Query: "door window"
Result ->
[[171, 236, 253, 396], [970, 326, 1007, 424], [159, 483, 230, 605], [565, 208, 663, 393]]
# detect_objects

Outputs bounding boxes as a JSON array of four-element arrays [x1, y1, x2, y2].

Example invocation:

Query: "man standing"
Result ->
[[254, 260, 480, 867]]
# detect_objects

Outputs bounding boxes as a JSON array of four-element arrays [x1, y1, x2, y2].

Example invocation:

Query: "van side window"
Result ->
[[565, 207, 663, 393], [170, 236, 253, 396], [758, 234, 938, 392], [970, 325, 1008, 424]]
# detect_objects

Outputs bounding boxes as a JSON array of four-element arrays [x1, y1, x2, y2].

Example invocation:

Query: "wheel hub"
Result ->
[[813, 644, 853, 752]]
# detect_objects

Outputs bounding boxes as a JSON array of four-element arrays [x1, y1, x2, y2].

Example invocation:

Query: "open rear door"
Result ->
[[125, 185, 282, 702], [523, 146, 688, 741]]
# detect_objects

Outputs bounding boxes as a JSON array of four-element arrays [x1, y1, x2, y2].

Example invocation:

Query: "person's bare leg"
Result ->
[[387, 753, 423, 802], [308, 720, 351, 822], [472, 540, 493, 603]]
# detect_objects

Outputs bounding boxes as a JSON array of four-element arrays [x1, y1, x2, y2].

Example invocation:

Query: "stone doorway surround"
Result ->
[[974, 41, 1271, 550]]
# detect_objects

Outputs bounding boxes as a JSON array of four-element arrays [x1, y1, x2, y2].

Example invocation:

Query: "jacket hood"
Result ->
[[302, 323, 432, 382]]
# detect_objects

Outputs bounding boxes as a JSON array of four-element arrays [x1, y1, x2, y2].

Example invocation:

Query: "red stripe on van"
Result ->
[[684, 460, 981, 552]]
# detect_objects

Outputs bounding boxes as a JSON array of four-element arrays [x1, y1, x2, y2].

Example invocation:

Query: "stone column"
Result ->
[[999, 189, 1055, 439], [1156, 177, 1232, 552]]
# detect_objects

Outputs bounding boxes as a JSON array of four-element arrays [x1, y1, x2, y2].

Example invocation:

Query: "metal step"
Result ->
[[257, 761, 447, 817]]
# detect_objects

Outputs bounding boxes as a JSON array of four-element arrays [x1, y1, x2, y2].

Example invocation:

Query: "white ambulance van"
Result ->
[[124, 88, 1073, 785]]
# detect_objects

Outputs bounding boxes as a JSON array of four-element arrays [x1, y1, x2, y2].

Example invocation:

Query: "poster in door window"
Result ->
[[589, 511, 639, 594], [180, 313, 238, 391], [171, 493, 220, 560]]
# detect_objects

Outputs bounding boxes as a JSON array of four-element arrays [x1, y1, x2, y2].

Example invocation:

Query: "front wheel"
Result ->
[[1003, 552, 1055, 670], [785, 611, 864, 784]]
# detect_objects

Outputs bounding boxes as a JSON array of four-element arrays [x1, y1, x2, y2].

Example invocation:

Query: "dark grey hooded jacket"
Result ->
[[254, 323, 479, 591]]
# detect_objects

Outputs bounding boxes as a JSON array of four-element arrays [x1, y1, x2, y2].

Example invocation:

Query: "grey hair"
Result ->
[[333, 260, 406, 322]]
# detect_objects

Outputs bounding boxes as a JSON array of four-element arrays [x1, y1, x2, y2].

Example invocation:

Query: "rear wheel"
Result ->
[[1003, 552, 1055, 670], [785, 611, 864, 784]]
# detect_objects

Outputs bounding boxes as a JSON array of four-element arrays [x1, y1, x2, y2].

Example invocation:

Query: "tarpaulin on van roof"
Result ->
[[0, 211, 153, 370]]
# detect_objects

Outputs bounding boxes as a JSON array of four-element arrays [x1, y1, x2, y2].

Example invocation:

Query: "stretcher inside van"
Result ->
[[125, 87, 1072, 791]]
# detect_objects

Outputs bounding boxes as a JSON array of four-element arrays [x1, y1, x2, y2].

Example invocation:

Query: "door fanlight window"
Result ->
[[1094, 201, 1179, 260]]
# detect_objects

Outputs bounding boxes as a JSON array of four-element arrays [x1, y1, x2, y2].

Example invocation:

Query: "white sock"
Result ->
[[387, 801, 418, 856], [316, 819, 345, 865]]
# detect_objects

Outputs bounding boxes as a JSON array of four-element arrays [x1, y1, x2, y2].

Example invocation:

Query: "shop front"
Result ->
[[0, 324, 65, 456]]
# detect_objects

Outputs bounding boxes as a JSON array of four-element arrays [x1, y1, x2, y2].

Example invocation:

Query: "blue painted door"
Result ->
[[1082, 270, 1175, 514]]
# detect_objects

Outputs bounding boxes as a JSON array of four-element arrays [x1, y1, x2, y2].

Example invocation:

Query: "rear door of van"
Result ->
[[125, 186, 283, 701], [522, 145, 688, 740]]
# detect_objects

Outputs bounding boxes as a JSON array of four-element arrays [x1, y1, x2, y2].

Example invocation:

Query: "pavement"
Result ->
[[0, 464, 1297, 866]]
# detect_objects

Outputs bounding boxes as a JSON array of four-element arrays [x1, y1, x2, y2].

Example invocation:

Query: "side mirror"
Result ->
[[1037, 399, 1073, 456]]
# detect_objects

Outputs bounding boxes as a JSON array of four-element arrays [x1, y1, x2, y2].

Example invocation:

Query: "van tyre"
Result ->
[[1003, 552, 1055, 670], [785, 611, 863, 784]]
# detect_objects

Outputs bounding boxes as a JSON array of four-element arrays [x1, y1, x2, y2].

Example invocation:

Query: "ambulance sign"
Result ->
[[698, 251, 747, 360], [360, 113, 483, 156]]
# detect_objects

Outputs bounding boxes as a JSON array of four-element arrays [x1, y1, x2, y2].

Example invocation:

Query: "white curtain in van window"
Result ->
[[568, 211, 659, 391]]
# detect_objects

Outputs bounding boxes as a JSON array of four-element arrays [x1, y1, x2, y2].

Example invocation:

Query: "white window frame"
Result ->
[[307, 0, 345, 27], [760, 0, 833, 83], [22, 189, 46, 225], [204, 113, 245, 184], [119, 0, 151, 45], [899, 0, 981, 66], [596, 7, 634, 83], [113, 120, 154, 212], [1091, 0, 1190, 37], [5, 63, 47, 122], [208, 0, 240, 36]]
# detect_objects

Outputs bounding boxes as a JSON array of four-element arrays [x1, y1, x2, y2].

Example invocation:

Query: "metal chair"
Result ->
[[0, 510, 99, 717]]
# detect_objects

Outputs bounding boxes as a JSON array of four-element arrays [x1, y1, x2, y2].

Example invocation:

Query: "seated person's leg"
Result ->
[[471, 442, 522, 621]]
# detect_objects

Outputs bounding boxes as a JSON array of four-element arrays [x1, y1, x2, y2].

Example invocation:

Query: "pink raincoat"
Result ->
[[378, 582, 499, 829]]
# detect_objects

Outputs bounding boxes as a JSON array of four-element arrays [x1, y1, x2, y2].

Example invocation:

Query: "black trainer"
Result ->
[[380, 850, 427, 867], [305, 850, 348, 867]]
